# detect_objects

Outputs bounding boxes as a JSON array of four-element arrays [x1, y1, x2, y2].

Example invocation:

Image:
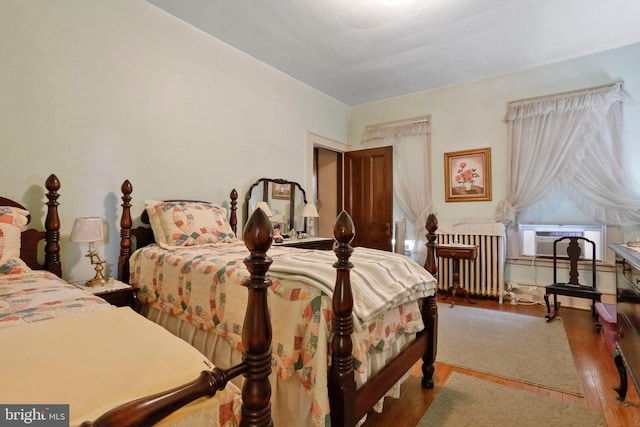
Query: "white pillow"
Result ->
[[144, 200, 168, 246]]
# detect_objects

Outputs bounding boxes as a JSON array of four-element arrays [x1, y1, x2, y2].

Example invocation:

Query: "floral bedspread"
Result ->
[[0, 270, 112, 329], [130, 242, 430, 426]]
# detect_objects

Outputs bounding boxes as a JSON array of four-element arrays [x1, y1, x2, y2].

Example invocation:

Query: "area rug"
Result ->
[[436, 303, 583, 395], [417, 373, 604, 427]]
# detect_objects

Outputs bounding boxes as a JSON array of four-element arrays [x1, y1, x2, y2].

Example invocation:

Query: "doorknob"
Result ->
[[386, 223, 391, 236]]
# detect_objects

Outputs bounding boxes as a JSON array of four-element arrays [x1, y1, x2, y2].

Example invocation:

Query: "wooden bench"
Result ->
[[595, 302, 617, 353]]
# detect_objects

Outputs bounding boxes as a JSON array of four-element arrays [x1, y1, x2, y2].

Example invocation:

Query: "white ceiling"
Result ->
[[147, 0, 640, 105]]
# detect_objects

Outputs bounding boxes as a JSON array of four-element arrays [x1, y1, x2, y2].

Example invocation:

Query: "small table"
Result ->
[[72, 278, 137, 309], [436, 244, 478, 307]]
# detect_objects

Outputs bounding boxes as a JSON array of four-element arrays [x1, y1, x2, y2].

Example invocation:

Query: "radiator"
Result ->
[[436, 222, 506, 303]]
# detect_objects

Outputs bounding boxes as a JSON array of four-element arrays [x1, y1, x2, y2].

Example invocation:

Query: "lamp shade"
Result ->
[[255, 201, 273, 217], [302, 203, 319, 218], [69, 217, 104, 243]]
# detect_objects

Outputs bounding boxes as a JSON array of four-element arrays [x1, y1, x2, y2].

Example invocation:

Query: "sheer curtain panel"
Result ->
[[492, 82, 640, 225]]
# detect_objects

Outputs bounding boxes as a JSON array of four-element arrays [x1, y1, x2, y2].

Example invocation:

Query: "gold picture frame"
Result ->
[[271, 183, 292, 200], [444, 147, 492, 202]]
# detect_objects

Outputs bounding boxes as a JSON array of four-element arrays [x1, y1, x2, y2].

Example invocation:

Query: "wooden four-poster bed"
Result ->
[[116, 179, 440, 426]]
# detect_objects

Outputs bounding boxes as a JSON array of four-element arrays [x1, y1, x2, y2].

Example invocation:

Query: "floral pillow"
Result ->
[[145, 201, 237, 249], [0, 206, 29, 274]]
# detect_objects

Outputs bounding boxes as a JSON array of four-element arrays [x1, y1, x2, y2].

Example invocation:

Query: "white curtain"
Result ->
[[362, 118, 434, 264], [493, 82, 640, 225]]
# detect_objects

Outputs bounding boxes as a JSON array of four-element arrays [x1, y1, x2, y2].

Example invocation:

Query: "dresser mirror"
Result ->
[[244, 178, 308, 234]]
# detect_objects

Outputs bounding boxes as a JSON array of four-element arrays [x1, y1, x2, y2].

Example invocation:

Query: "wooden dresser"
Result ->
[[274, 237, 334, 250], [609, 244, 640, 401]]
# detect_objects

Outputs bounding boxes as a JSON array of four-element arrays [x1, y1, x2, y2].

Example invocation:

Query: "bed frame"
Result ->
[[86, 207, 274, 427], [0, 173, 62, 277], [3, 175, 272, 426], [116, 179, 439, 427]]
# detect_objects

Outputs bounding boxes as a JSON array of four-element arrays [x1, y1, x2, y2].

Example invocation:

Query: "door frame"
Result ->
[[306, 132, 347, 203]]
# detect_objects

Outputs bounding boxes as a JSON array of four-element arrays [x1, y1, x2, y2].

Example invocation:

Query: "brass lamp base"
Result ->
[[85, 274, 109, 287], [85, 251, 108, 286]]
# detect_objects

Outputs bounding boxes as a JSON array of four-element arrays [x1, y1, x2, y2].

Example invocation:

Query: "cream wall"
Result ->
[[3, 1, 639, 294], [350, 42, 640, 222], [349, 42, 640, 298], [0, 0, 349, 281]]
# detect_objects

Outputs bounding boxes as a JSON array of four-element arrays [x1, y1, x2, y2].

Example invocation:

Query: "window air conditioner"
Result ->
[[518, 223, 613, 262], [534, 231, 585, 258]]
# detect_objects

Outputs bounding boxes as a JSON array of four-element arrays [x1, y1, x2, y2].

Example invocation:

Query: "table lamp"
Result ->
[[70, 216, 108, 286], [303, 203, 319, 237]]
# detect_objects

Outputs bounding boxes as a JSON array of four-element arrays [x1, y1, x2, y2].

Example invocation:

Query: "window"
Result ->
[[518, 223, 606, 261], [494, 83, 640, 229]]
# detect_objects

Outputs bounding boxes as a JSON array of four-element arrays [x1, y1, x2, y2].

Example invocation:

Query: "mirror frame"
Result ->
[[244, 178, 308, 233]]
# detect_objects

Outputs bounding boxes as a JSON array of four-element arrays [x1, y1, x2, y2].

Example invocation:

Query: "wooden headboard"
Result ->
[[117, 179, 239, 282], [0, 174, 62, 277]]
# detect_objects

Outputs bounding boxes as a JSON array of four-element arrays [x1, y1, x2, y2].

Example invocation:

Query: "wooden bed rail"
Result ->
[[84, 208, 273, 427], [80, 368, 242, 427]]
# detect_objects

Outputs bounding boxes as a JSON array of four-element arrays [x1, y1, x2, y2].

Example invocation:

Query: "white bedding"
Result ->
[[269, 246, 437, 329], [0, 270, 242, 426], [0, 307, 241, 426]]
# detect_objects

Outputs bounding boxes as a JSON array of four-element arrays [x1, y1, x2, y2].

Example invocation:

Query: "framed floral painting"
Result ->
[[444, 147, 492, 202]]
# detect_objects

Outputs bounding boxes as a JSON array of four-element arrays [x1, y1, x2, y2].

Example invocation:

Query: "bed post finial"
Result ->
[[329, 210, 356, 427], [230, 188, 238, 235], [241, 208, 274, 427], [119, 180, 133, 282], [424, 213, 438, 277], [44, 174, 62, 278]]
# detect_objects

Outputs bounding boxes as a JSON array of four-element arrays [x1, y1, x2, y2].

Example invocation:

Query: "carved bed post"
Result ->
[[118, 180, 133, 283], [230, 188, 238, 235], [44, 174, 62, 278], [421, 213, 439, 388], [423, 213, 438, 278], [329, 210, 356, 427], [241, 207, 274, 427]]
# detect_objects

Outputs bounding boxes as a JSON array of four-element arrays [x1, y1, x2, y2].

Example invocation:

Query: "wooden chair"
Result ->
[[544, 236, 601, 324]]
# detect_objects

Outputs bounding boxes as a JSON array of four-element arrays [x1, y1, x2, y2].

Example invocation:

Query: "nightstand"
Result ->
[[275, 237, 334, 250], [72, 278, 137, 308]]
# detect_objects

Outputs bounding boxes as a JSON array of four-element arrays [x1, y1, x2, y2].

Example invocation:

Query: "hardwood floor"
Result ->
[[363, 298, 640, 427]]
